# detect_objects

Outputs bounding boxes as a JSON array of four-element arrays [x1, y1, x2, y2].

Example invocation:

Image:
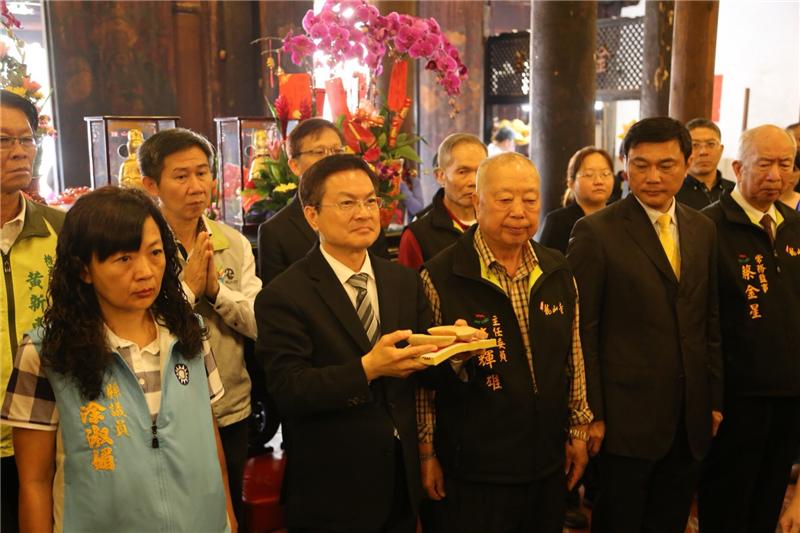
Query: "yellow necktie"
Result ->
[[656, 214, 680, 279]]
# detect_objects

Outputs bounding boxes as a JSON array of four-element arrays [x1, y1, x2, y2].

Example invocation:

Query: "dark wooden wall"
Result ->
[[46, 0, 273, 189], [416, 1, 485, 201]]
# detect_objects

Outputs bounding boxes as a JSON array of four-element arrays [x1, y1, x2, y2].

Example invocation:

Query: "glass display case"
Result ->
[[484, 32, 531, 155], [214, 117, 281, 234], [83, 116, 179, 188]]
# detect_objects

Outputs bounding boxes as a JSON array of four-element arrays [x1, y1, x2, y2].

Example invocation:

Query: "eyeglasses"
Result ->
[[576, 170, 613, 180], [295, 146, 346, 158], [0, 135, 38, 150], [692, 141, 720, 150], [318, 197, 383, 212]]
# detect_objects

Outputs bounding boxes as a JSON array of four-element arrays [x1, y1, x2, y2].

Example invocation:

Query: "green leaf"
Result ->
[[377, 132, 387, 148], [269, 164, 282, 182], [394, 145, 422, 163]]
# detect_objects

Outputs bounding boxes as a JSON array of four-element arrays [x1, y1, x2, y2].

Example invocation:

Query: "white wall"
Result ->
[[715, 0, 800, 180]]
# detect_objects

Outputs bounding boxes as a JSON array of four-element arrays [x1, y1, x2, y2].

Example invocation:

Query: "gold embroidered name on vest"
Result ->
[[78, 380, 130, 471]]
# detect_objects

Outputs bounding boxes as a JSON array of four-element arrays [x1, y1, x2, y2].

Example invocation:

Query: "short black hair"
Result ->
[[138, 128, 214, 183], [0, 90, 39, 132], [494, 127, 515, 143], [288, 118, 344, 159], [685, 118, 721, 139], [622, 117, 692, 162], [299, 154, 378, 209]]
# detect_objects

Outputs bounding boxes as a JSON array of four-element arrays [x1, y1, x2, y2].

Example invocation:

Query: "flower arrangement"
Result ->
[[283, 0, 467, 113], [339, 93, 421, 226], [1, 2, 56, 180]]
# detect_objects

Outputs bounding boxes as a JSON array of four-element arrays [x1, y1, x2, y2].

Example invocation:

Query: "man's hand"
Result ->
[[780, 481, 800, 533], [183, 231, 210, 298], [565, 437, 589, 491], [419, 443, 446, 500], [449, 318, 489, 363], [361, 330, 435, 381], [587, 420, 605, 457], [711, 410, 723, 437]]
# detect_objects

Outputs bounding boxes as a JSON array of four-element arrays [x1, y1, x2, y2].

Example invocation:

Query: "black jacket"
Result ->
[[539, 202, 586, 255], [568, 195, 722, 461], [676, 171, 734, 211], [256, 245, 430, 529], [702, 192, 800, 397], [403, 188, 464, 262], [423, 227, 576, 482]]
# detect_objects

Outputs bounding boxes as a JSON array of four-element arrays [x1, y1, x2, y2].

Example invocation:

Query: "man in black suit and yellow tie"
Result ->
[[567, 117, 723, 533], [255, 154, 435, 532], [256, 119, 388, 284]]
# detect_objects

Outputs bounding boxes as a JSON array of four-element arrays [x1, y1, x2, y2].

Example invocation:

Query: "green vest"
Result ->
[[1, 199, 63, 456]]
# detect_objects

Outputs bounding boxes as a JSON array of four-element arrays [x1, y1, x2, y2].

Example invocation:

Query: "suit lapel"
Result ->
[[622, 195, 678, 285], [287, 196, 318, 247], [307, 247, 373, 355], [675, 203, 696, 283]]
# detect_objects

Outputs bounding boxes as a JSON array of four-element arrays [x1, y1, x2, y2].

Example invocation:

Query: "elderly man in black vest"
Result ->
[[397, 133, 487, 271], [698, 124, 800, 533], [417, 152, 592, 532]]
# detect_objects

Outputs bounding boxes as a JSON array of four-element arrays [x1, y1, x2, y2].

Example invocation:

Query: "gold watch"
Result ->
[[569, 427, 589, 442]]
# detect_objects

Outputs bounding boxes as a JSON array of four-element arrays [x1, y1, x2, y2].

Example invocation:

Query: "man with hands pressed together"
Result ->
[[140, 128, 261, 522], [256, 154, 435, 532], [417, 152, 592, 533]]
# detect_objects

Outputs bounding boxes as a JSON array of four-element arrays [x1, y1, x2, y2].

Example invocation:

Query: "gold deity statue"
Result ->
[[118, 128, 145, 189], [248, 128, 273, 182]]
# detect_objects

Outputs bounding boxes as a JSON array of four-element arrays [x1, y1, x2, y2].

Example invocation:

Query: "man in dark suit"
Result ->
[[256, 119, 388, 283], [255, 154, 435, 532], [567, 117, 723, 533], [698, 124, 800, 533]]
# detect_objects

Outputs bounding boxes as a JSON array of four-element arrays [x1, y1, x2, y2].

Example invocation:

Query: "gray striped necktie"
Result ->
[[347, 273, 381, 346]]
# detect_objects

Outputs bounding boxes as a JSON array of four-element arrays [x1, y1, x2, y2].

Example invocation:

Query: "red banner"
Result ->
[[387, 60, 408, 113]]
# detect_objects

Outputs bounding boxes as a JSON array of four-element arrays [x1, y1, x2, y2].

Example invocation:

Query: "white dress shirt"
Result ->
[[731, 185, 780, 228], [0, 195, 25, 255]]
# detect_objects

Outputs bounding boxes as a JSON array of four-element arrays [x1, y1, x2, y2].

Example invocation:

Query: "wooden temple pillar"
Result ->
[[640, 0, 674, 118], [529, 1, 597, 218], [668, 1, 719, 122]]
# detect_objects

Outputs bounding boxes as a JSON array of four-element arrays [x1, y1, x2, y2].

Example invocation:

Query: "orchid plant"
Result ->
[[283, 0, 467, 110]]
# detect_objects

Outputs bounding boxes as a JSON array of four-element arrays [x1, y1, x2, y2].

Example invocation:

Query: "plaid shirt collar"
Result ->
[[103, 315, 160, 356], [473, 227, 538, 281]]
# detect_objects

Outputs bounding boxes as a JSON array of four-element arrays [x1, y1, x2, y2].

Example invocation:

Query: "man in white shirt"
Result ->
[[140, 127, 261, 522], [255, 154, 435, 531], [698, 124, 800, 533]]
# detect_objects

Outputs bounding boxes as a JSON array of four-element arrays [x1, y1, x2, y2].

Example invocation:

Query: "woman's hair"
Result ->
[[41, 187, 205, 400], [561, 146, 614, 207]]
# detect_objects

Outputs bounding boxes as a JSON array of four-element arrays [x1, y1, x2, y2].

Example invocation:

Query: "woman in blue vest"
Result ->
[[1, 187, 235, 532]]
